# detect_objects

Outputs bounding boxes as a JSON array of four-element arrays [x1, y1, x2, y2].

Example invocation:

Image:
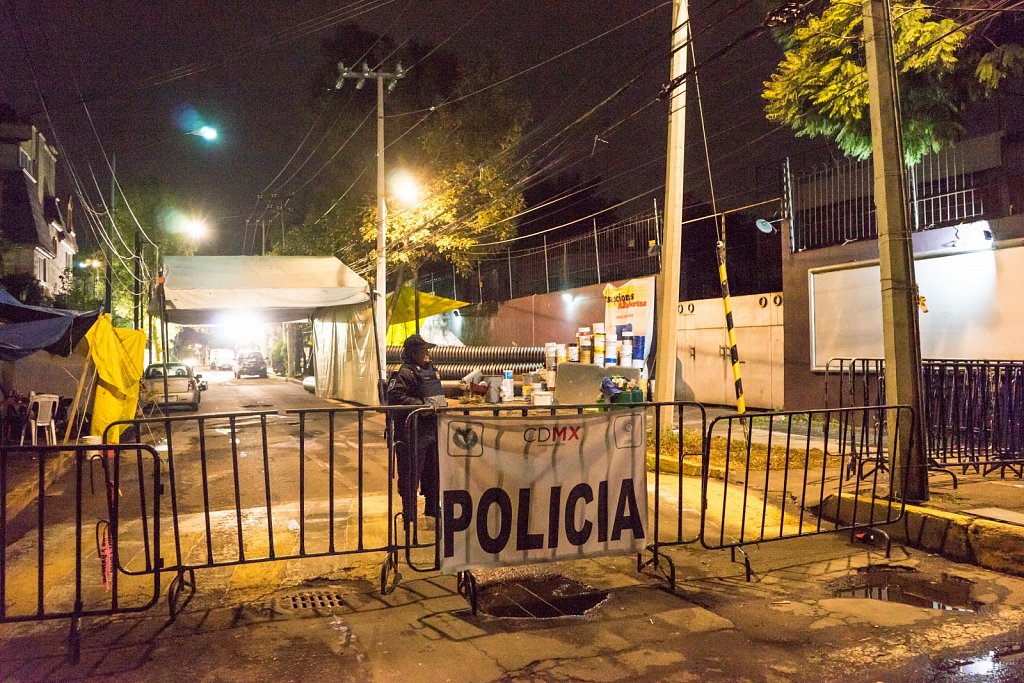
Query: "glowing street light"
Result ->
[[390, 170, 421, 206], [183, 218, 208, 241], [193, 125, 218, 141]]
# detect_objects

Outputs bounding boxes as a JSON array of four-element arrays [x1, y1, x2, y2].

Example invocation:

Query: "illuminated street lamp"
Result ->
[[390, 170, 422, 206]]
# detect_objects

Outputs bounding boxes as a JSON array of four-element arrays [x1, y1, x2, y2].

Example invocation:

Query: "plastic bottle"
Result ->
[[593, 322, 606, 367], [580, 336, 592, 364], [568, 343, 579, 362]]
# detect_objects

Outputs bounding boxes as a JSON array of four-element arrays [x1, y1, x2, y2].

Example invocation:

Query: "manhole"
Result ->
[[477, 575, 608, 619], [241, 402, 273, 409], [274, 590, 346, 612], [832, 566, 982, 612]]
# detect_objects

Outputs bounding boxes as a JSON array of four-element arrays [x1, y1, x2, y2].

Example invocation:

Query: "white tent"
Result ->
[[161, 256, 380, 404]]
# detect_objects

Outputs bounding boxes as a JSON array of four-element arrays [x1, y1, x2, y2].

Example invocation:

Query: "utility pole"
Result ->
[[863, 0, 928, 501], [133, 230, 141, 329], [336, 60, 405, 396], [653, 0, 689, 427]]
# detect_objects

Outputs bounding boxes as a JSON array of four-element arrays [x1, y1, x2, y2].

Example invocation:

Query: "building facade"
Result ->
[[0, 109, 77, 297]]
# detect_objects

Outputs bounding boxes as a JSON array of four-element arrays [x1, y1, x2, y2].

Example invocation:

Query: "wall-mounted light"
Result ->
[[755, 218, 783, 234], [951, 221, 994, 251]]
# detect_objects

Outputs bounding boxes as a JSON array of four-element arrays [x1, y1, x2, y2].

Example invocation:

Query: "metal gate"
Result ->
[[0, 443, 162, 662], [2, 401, 914, 657]]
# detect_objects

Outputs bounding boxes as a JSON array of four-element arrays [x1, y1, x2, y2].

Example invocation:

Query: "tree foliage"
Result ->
[[280, 25, 529, 281], [763, 1, 1023, 162]]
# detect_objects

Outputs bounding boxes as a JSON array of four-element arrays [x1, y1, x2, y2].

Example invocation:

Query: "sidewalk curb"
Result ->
[[819, 494, 1024, 577]]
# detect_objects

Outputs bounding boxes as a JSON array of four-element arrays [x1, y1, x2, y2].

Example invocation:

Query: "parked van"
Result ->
[[209, 348, 236, 370]]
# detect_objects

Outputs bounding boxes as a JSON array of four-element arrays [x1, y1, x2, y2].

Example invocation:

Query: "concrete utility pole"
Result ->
[[862, 0, 928, 501], [653, 0, 689, 425], [336, 61, 405, 395]]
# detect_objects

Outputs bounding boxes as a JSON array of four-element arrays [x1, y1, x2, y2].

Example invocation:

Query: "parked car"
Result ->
[[209, 348, 235, 370], [234, 350, 268, 378], [140, 362, 204, 410]]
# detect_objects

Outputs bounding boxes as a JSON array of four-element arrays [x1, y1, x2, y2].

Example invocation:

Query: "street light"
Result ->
[[390, 170, 422, 206]]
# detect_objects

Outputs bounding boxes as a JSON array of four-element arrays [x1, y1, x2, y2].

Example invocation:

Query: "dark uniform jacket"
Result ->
[[386, 354, 444, 446]]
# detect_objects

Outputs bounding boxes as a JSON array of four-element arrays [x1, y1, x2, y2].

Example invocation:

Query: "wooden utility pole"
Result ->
[[862, 0, 928, 501], [653, 0, 689, 426]]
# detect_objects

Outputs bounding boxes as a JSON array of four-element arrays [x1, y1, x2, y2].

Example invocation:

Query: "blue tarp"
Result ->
[[0, 289, 101, 361]]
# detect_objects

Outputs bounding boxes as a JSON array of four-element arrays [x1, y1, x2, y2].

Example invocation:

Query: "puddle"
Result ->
[[932, 644, 1024, 681], [832, 566, 982, 612], [477, 575, 608, 619]]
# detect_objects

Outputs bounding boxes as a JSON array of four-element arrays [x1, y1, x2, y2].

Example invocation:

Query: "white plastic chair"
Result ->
[[21, 392, 59, 445]]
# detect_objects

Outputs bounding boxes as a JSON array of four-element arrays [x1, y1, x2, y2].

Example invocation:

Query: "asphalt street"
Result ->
[[2, 373, 1024, 681]]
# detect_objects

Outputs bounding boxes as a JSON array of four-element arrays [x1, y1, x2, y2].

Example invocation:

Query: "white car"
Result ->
[[140, 362, 204, 410], [209, 348, 236, 370]]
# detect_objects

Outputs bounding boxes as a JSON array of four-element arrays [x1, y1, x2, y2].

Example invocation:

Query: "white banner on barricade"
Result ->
[[438, 409, 648, 573]]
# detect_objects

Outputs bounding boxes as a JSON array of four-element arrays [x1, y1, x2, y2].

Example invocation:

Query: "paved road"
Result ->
[[4, 381, 1024, 681]]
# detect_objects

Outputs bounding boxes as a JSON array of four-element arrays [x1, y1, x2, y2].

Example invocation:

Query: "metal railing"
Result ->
[[0, 443, 162, 663], [790, 140, 990, 252], [417, 212, 662, 302], [3, 399, 918, 655], [825, 358, 1024, 478]]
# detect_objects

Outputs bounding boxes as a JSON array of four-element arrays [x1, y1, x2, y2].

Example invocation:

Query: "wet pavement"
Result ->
[[3, 530, 1024, 682]]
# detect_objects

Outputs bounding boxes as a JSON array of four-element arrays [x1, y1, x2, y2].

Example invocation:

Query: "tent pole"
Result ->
[[159, 267, 170, 405], [62, 356, 93, 444]]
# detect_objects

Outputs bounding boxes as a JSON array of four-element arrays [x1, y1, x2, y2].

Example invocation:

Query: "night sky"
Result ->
[[1, 1, 814, 257]]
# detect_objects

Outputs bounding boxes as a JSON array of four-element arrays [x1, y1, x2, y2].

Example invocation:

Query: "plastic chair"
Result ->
[[21, 392, 59, 445]]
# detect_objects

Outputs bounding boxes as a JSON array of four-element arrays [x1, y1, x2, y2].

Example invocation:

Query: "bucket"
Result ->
[[79, 435, 103, 458], [533, 391, 553, 406]]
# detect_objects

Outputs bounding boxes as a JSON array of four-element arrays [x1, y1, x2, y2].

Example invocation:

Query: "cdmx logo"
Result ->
[[447, 421, 484, 457]]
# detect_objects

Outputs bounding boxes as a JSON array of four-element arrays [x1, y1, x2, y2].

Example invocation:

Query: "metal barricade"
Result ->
[[825, 357, 1024, 479], [0, 443, 162, 662], [698, 406, 911, 577], [104, 407, 400, 601]]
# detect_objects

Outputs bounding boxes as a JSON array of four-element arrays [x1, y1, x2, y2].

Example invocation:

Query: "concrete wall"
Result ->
[[677, 293, 784, 409], [447, 282, 607, 347], [783, 213, 1024, 409]]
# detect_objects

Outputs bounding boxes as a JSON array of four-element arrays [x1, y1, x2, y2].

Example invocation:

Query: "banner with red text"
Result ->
[[438, 409, 648, 573], [603, 276, 655, 368]]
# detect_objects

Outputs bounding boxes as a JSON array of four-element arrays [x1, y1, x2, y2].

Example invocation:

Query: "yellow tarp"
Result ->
[[86, 315, 146, 443], [385, 287, 469, 346]]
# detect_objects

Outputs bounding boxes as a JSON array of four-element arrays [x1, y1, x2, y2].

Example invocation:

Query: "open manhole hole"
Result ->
[[477, 575, 607, 619], [832, 566, 982, 612], [273, 590, 346, 613]]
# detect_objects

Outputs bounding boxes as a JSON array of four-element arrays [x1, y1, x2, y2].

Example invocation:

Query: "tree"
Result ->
[[763, 0, 1023, 162], [280, 25, 530, 283]]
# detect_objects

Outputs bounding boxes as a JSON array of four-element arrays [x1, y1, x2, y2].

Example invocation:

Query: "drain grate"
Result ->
[[276, 590, 346, 612], [477, 575, 607, 619]]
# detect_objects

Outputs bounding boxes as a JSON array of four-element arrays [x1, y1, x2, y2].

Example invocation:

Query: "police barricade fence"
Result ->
[[825, 358, 1024, 480], [102, 408, 401, 601], [395, 401, 706, 599], [81, 402, 913, 614], [692, 405, 912, 579], [0, 443, 162, 663]]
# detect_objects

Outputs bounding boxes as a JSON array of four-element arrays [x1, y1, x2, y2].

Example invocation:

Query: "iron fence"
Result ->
[[3, 399, 919, 657], [417, 212, 662, 302], [695, 406, 910, 576], [790, 140, 991, 252], [0, 443, 162, 663], [824, 358, 1024, 478]]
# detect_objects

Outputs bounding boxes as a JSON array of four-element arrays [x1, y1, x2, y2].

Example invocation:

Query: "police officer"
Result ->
[[386, 334, 446, 527]]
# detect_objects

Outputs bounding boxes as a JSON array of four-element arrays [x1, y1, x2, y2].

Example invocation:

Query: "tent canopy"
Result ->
[[161, 256, 370, 324], [0, 289, 101, 361], [386, 286, 468, 326]]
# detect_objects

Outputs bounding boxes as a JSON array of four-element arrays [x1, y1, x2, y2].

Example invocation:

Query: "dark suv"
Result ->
[[234, 350, 268, 378]]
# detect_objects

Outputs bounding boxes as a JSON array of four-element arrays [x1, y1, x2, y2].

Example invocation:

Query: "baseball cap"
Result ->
[[403, 334, 436, 352]]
